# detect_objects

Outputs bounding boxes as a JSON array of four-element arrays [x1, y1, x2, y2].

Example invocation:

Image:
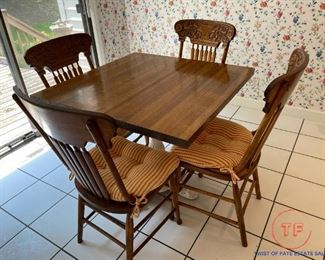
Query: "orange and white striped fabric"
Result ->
[[172, 118, 253, 179], [90, 136, 179, 202]]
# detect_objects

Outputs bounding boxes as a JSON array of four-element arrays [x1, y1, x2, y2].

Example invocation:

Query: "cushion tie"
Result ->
[[220, 168, 240, 184], [131, 194, 148, 218], [69, 170, 75, 181]]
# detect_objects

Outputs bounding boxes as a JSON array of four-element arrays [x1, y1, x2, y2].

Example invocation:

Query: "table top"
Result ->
[[32, 53, 254, 147]]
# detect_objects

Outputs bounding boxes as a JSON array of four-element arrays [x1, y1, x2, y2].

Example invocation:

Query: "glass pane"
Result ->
[[0, 0, 89, 94], [0, 0, 90, 151], [0, 42, 30, 149]]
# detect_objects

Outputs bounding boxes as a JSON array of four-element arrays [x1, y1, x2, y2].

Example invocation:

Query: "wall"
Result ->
[[96, 0, 130, 62], [97, 0, 324, 112]]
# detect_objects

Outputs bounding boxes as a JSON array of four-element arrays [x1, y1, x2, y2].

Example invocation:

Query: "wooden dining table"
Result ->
[[32, 53, 254, 148]]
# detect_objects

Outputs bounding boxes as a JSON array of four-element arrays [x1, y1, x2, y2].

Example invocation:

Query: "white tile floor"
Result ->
[[0, 105, 324, 260]]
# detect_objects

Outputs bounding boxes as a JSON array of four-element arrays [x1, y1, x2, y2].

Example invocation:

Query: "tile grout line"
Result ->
[[38, 177, 76, 195], [291, 151, 325, 162], [1, 163, 77, 208], [223, 106, 280, 260], [298, 133, 325, 141], [0, 174, 39, 207], [50, 249, 78, 260], [2, 151, 188, 259], [230, 106, 241, 119], [256, 165, 325, 187], [253, 119, 317, 260], [18, 162, 62, 181], [252, 119, 305, 259], [0, 172, 84, 255], [228, 162, 325, 193], [263, 144, 325, 161], [232, 117, 299, 134], [257, 165, 284, 175], [1, 168, 74, 209], [28, 222, 77, 260], [0, 218, 28, 251], [0, 210, 79, 260], [138, 232, 189, 259], [272, 201, 325, 221], [116, 192, 188, 260], [49, 209, 100, 260], [282, 173, 325, 188], [230, 113, 324, 160], [0, 192, 71, 252], [258, 166, 325, 192], [49, 128, 322, 260], [24, 147, 317, 257], [184, 182, 231, 259], [231, 116, 324, 140], [1, 111, 323, 259], [258, 165, 325, 188], [230, 110, 325, 220], [219, 183, 325, 221]]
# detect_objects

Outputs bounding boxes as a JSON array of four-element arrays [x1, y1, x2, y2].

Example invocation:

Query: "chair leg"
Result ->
[[252, 169, 262, 200], [126, 213, 134, 260], [232, 183, 248, 247], [169, 172, 182, 225], [77, 196, 85, 243], [144, 136, 150, 146]]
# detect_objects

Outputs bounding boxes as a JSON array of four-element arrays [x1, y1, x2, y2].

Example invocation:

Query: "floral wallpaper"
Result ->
[[96, 0, 130, 61], [97, 0, 324, 112]]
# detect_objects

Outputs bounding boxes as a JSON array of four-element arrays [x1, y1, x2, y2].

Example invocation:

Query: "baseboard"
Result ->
[[231, 96, 324, 122]]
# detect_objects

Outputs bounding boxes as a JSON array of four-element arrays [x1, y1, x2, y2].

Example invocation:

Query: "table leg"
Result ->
[[148, 138, 165, 150], [148, 138, 198, 200]]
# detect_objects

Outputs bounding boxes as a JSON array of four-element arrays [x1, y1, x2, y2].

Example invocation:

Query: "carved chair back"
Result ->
[[13, 86, 134, 204], [236, 49, 309, 175], [24, 33, 94, 88], [174, 19, 236, 63]]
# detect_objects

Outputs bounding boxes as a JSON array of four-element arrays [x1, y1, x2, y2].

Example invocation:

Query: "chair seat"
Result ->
[[90, 136, 179, 202], [172, 118, 253, 171]]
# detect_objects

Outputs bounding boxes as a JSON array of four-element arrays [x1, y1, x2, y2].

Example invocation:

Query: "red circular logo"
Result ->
[[272, 208, 312, 250]]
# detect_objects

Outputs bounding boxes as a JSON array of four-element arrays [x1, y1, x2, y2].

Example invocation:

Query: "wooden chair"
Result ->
[[13, 86, 182, 260], [24, 33, 147, 144], [174, 19, 236, 63], [24, 33, 94, 88], [174, 19, 236, 198], [172, 48, 308, 246]]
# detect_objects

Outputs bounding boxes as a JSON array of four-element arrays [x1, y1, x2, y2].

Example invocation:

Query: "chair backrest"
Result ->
[[12, 86, 134, 203], [174, 19, 236, 63], [24, 33, 94, 88], [236, 49, 309, 174]]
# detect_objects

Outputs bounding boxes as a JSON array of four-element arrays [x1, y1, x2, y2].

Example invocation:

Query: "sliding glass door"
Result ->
[[0, 0, 97, 157]]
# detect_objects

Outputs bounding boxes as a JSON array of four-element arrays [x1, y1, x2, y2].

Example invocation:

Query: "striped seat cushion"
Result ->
[[172, 118, 253, 171], [90, 136, 179, 202]]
